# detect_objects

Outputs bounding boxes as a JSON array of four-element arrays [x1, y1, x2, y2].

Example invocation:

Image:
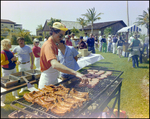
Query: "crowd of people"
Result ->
[[1, 21, 149, 107]]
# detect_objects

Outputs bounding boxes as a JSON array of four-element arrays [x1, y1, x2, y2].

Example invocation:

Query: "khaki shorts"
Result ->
[[117, 46, 123, 50]]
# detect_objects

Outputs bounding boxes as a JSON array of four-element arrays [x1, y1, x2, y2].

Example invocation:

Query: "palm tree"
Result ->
[[82, 7, 103, 34], [76, 17, 88, 31], [135, 8, 149, 35]]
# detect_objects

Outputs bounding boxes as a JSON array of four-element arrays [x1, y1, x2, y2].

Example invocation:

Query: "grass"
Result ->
[[1, 50, 149, 118]]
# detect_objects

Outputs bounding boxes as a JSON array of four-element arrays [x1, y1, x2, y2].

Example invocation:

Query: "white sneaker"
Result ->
[[1, 101, 5, 107], [15, 96, 19, 99]]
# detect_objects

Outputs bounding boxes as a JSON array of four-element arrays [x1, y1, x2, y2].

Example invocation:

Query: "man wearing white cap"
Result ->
[[38, 22, 88, 89], [107, 35, 112, 52], [32, 38, 41, 70]]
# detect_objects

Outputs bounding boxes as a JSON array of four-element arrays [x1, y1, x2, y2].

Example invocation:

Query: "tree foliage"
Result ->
[[104, 27, 112, 37], [47, 17, 61, 27], [70, 27, 80, 35], [36, 24, 43, 31], [76, 17, 88, 31], [135, 7, 149, 34], [82, 7, 103, 33]]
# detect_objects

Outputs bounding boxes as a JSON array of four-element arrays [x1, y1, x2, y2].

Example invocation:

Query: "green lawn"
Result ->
[[1, 50, 149, 118]]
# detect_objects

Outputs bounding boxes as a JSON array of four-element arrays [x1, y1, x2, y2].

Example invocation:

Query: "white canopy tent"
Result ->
[[117, 24, 142, 33]]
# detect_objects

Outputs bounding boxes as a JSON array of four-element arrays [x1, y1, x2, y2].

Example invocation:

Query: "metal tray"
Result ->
[[24, 69, 41, 80], [9, 71, 34, 83], [1, 76, 19, 88]]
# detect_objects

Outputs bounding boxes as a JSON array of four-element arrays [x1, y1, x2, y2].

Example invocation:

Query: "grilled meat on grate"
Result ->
[[23, 84, 89, 116]]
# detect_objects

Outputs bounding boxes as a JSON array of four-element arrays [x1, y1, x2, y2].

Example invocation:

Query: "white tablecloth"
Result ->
[[77, 53, 104, 70]]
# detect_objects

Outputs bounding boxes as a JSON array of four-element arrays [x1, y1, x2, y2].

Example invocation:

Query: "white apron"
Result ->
[[34, 57, 40, 70], [38, 56, 59, 89]]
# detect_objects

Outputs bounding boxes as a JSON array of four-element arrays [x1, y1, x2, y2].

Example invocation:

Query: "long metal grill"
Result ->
[[10, 66, 123, 118]]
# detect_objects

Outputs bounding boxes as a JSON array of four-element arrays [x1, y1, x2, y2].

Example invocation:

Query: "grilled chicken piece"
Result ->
[[30, 91, 44, 98], [41, 96, 56, 102], [51, 106, 68, 116], [38, 88, 54, 93], [54, 90, 68, 96], [105, 71, 112, 76], [33, 97, 51, 109], [69, 88, 89, 99], [23, 93, 34, 102], [44, 85, 55, 92], [46, 102, 56, 112], [57, 96, 75, 108]]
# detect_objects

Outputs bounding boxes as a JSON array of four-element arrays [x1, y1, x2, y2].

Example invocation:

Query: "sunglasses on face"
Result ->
[[35, 42, 39, 43], [58, 34, 64, 38]]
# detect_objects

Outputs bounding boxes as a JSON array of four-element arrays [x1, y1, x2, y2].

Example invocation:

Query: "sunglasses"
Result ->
[[58, 34, 64, 38], [35, 42, 39, 43]]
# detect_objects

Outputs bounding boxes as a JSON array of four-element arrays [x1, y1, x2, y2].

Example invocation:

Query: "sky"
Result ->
[[1, 1, 149, 35]]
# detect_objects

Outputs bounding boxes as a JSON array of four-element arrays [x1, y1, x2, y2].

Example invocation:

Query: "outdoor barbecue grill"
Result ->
[[10, 66, 124, 118]]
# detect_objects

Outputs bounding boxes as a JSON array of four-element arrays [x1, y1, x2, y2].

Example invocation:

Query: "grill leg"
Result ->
[[117, 82, 122, 117]]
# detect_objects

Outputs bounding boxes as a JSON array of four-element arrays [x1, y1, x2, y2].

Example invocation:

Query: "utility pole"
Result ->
[[127, 1, 129, 26]]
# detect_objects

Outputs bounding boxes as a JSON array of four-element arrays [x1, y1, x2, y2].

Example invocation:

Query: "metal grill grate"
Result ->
[[11, 66, 123, 118]]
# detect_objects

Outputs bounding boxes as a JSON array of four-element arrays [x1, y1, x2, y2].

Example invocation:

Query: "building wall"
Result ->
[[84, 22, 125, 37], [1, 23, 15, 36], [1, 23, 14, 29]]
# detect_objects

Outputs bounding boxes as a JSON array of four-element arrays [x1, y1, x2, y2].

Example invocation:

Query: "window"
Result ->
[[2, 24, 3, 26], [11, 25, 13, 28]]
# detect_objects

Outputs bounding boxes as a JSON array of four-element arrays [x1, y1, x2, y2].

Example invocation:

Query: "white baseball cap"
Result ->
[[33, 38, 39, 42]]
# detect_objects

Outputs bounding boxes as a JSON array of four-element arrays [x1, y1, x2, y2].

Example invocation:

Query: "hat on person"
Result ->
[[65, 35, 69, 39], [33, 38, 39, 42], [80, 36, 83, 39], [74, 36, 79, 39], [52, 22, 68, 31], [108, 35, 111, 37]]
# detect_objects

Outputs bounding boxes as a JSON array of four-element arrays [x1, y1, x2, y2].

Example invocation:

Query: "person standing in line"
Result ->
[[44, 36, 48, 42], [117, 37, 125, 58], [95, 36, 99, 50], [1, 39, 19, 107], [83, 32, 88, 43], [87, 33, 95, 54], [32, 38, 41, 70], [107, 35, 112, 52], [65, 35, 72, 46], [78, 36, 87, 49], [142, 34, 149, 58], [13, 37, 34, 93], [99, 34, 102, 52], [128, 35, 134, 61], [128, 34, 142, 68], [73, 36, 80, 50], [112, 35, 118, 54], [38, 22, 88, 89], [137, 35, 144, 64], [101, 35, 107, 53]]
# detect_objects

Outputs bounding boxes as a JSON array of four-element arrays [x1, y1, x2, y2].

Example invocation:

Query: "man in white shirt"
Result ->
[[44, 36, 48, 42], [83, 32, 88, 43], [128, 36, 134, 44], [99, 34, 102, 52], [107, 35, 112, 52]]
